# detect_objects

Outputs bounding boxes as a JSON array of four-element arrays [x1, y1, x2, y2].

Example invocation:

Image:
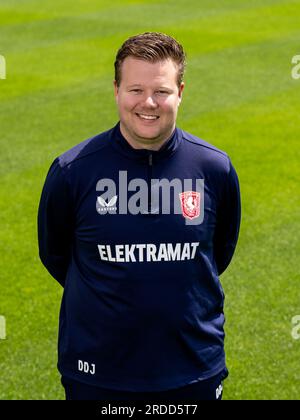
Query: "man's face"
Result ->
[[114, 57, 184, 150]]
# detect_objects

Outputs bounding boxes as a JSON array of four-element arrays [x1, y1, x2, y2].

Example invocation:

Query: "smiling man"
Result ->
[[38, 32, 241, 401]]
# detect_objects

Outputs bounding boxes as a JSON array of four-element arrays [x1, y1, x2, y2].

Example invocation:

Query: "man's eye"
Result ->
[[130, 89, 142, 93], [156, 91, 168, 95]]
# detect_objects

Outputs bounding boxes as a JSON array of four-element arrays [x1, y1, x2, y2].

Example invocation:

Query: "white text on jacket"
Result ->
[[97, 242, 200, 262]]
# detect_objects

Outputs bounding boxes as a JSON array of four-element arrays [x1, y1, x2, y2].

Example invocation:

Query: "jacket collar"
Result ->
[[110, 121, 183, 162]]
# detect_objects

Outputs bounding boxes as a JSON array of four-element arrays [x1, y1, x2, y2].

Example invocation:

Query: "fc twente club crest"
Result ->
[[179, 191, 201, 220]]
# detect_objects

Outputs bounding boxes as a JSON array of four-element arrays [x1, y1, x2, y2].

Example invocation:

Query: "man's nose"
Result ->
[[143, 95, 158, 108]]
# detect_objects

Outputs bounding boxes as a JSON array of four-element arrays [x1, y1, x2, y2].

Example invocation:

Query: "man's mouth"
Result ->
[[135, 113, 159, 121]]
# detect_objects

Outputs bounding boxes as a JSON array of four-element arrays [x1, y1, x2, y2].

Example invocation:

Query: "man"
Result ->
[[38, 32, 241, 400]]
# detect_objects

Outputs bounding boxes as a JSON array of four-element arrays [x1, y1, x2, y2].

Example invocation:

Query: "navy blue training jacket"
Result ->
[[37, 122, 241, 392]]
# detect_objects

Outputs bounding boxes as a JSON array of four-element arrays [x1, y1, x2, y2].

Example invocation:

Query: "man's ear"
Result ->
[[178, 82, 185, 105]]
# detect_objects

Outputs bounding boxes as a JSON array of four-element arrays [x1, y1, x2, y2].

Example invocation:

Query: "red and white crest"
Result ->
[[179, 191, 201, 220]]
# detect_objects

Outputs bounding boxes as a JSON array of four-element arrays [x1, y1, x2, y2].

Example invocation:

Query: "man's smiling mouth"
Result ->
[[135, 113, 160, 120]]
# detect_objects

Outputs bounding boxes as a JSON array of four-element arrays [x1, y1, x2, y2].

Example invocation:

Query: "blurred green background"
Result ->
[[0, 0, 299, 400]]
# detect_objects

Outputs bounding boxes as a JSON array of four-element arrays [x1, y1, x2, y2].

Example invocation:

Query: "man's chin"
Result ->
[[120, 122, 170, 148], [133, 129, 163, 142]]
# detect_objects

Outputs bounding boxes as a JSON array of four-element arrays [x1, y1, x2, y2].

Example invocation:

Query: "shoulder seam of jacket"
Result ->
[[59, 134, 112, 168], [181, 132, 229, 158]]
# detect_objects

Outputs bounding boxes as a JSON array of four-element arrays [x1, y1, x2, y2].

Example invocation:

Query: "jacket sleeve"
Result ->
[[37, 158, 74, 287], [213, 158, 241, 276]]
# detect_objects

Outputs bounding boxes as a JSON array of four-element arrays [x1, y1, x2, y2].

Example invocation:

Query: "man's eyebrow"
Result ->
[[127, 84, 172, 90], [127, 84, 142, 88]]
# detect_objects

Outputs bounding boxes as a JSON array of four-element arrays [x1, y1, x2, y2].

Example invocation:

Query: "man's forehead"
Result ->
[[121, 57, 178, 82]]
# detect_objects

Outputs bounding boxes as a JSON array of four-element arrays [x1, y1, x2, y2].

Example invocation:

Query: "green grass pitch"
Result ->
[[0, 0, 299, 400]]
